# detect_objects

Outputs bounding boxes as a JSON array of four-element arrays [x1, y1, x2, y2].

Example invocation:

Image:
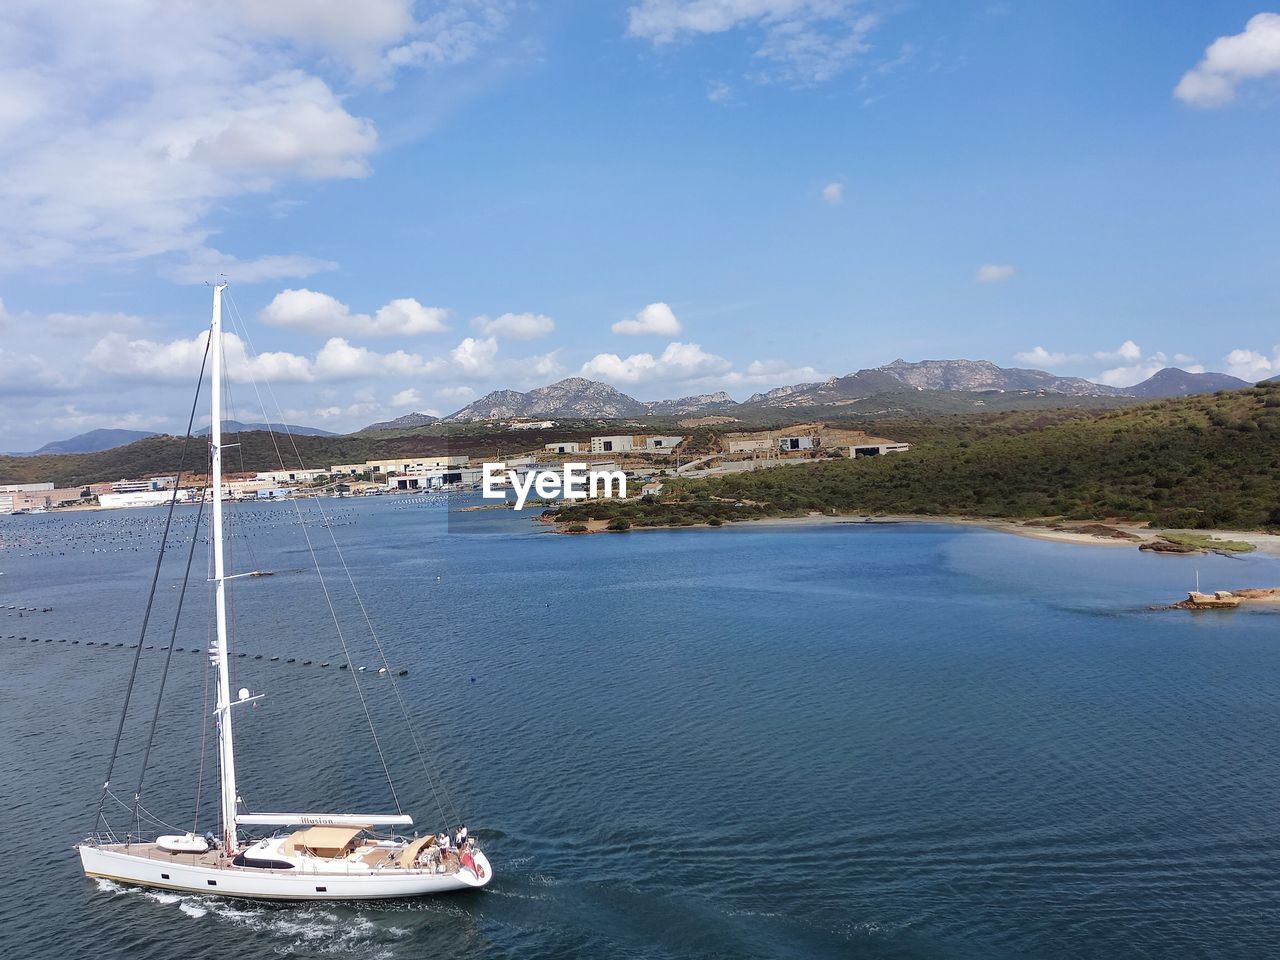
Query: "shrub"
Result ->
[[606, 517, 631, 531]]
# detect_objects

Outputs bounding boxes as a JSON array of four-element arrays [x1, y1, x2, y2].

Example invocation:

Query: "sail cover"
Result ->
[[283, 826, 367, 857]]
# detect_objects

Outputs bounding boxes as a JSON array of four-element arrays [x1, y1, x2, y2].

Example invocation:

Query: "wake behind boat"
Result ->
[[76, 283, 491, 900]]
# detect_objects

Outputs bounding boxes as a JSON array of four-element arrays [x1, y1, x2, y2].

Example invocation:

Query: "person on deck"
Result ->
[[454, 824, 467, 847], [459, 839, 480, 877]]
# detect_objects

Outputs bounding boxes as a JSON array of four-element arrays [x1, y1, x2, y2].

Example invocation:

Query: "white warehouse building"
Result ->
[[778, 436, 815, 452], [851, 442, 911, 457], [644, 435, 684, 451], [590, 435, 634, 454]]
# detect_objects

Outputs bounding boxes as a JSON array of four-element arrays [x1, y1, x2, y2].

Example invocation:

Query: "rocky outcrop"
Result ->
[[876, 359, 1126, 396], [1173, 591, 1243, 609], [644, 391, 735, 415], [444, 378, 649, 422], [360, 412, 440, 432]]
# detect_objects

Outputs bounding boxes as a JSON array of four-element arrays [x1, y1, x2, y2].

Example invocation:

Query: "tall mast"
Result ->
[[209, 282, 240, 852]]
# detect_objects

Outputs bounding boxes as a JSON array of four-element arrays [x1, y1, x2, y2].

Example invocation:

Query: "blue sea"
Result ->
[[2, 498, 1279, 959]]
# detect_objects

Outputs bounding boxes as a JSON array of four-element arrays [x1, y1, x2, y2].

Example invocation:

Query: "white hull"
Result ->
[[78, 844, 491, 901]]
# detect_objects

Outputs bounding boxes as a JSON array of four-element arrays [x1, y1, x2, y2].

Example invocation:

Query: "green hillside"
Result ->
[[551, 384, 1280, 531]]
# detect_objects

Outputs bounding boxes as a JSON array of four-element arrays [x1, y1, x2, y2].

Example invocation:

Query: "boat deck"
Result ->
[[101, 843, 223, 868], [94, 842, 464, 876]]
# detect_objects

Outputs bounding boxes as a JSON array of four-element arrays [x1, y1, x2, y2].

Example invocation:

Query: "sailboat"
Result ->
[[76, 283, 491, 899]]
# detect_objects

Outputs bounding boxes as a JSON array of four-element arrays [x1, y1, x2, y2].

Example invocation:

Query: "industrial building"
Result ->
[[851, 442, 911, 457], [329, 455, 468, 477], [590, 435, 634, 454], [255, 469, 326, 485], [644, 436, 684, 451], [778, 436, 815, 451], [589, 435, 684, 454], [544, 442, 581, 454], [726, 436, 773, 453], [2, 486, 91, 512]]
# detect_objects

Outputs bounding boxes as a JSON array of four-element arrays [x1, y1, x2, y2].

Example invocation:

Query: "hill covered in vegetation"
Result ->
[[551, 383, 1280, 532]]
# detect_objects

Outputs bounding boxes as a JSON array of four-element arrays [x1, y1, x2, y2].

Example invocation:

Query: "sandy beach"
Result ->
[[551, 511, 1280, 558]]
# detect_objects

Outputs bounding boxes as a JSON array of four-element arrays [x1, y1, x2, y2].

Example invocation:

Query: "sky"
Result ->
[[2, 1, 1279, 449]]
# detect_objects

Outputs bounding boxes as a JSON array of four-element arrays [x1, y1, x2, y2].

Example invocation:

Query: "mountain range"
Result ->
[[21, 360, 1255, 456], [193, 420, 337, 437], [20, 428, 160, 456], [435, 361, 1250, 424]]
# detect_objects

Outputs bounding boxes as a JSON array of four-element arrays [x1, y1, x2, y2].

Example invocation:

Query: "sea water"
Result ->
[[1, 498, 1278, 959]]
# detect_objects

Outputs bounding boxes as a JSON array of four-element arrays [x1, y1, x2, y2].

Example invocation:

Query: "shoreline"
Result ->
[[553, 512, 1280, 558]]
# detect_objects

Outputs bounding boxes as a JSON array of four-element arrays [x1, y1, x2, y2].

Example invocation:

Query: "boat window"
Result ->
[[231, 853, 295, 870]]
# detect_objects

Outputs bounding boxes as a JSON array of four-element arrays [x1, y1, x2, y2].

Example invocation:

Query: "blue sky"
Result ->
[[2, 1, 1279, 448]]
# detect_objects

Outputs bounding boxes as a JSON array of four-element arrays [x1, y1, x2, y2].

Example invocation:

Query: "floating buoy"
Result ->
[[270, 656, 278, 661], [339, 664, 349, 670], [302, 660, 312, 665], [254, 654, 263, 659], [319, 662, 329, 668], [286, 658, 296, 663], [398, 669, 409, 677]]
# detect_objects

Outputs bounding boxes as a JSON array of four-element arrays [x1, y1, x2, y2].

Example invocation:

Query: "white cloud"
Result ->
[[822, 181, 845, 205], [627, 0, 881, 83], [373, 298, 451, 335], [167, 248, 336, 284], [437, 385, 476, 401], [390, 387, 423, 407], [612, 302, 683, 336], [1095, 362, 1167, 388], [472, 312, 555, 339], [581, 341, 731, 385], [312, 337, 443, 380], [724, 359, 822, 385], [0, 346, 70, 396], [1014, 346, 1071, 367], [975, 263, 1016, 283], [83, 329, 447, 384], [260, 289, 449, 336], [707, 81, 733, 102], [1224, 346, 1280, 381], [1175, 13, 1280, 107], [521, 350, 564, 382], [1091, 342, 1173, 386], [45, 311, 145, 337], [0, 1, 508, 273], [1094, 340, 1143, 363], [450, 336, 499, 374]]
